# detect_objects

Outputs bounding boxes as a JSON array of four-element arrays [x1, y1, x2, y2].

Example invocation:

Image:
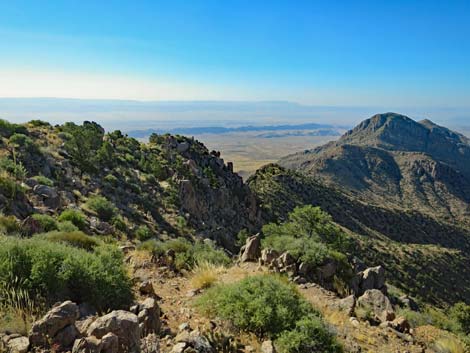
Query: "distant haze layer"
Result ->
[[0, 98, 469, 133]]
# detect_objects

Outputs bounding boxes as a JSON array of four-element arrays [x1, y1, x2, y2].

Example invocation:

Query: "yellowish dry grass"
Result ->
[[434, 337, 466, 353], [190, 262, 226, 290]]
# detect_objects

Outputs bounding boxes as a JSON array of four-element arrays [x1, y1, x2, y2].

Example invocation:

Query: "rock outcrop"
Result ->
[[240, 234, 261, 262], [29, 301, 80, 349], [357, 289, 395, 323], [86, 310, 140, 353]]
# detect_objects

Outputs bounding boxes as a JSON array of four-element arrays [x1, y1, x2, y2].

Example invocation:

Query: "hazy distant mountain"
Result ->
[[280, 113, 470, 224], [1, 97, 469, 132], [127, 123, 341, 138]]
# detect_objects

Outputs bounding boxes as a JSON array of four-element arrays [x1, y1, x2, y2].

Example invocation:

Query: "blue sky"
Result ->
[[0, 1, 469, 107]]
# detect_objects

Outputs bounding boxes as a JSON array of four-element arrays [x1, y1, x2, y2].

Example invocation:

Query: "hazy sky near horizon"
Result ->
[[0, 1, 469, 107]]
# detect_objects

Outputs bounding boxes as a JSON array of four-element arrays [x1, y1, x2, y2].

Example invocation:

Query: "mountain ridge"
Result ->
[[280, 113, 470, 224]]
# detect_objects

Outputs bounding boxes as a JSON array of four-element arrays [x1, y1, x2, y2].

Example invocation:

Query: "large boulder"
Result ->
[[240, 234, 261, 262], [33, 184, 61, 209], [357, 289, 395, 323], [86, 310, 140, 353], [29, 301, 79, 348], [260, 248, 279, 266], [352, 266, 386, 295]]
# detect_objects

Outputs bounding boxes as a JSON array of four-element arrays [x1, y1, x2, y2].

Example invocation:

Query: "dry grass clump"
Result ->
[[190, 262, 226, 290], [0, 277, 44, 335], [434, 337, 466, 353]]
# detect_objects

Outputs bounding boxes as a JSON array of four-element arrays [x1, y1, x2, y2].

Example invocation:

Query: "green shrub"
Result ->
[[450, 303, 470, 334], [57, 221, 79, 232], [263, 205, 349, 251], [0, 119, 27, 138], [135, 225, 152, 241], [111, 215, 127, 232], [58, 209, 87, 230], [196, 275, 341, 352], [263, 232, 330, 267], [276, 316, 342, 353], [104, 174, 118, 186], [0, 215, 21, 235], [196, 275, 313, 337], [60, 121, 104, 174], [28, 119, 51, 127], [85, 196, 116, 221], [137, 238, 230, 270], [192, 242, 231, 267], [0, 175, 23, 199], [0, 158, 27, 180], [31, 214, 58, 233], [0, 237, 132, 310], [31, 175, 54, 187], [42, 231, 99, 251]]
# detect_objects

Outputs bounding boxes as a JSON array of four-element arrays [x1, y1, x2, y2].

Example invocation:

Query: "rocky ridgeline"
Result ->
[[165, 136, 261, 250], [240, 235, 418, 337], [0, 121, 261, 249]]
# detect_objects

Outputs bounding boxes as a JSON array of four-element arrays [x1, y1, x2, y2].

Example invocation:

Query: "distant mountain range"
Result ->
[[280, 112, 470, 224], [127, 123, 342, 138]]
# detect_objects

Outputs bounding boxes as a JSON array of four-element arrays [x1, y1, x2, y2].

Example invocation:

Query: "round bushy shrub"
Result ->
[[0, 215, 21, 235], [31, 214, 58, 233], [197, 275, 313, 337], [135, 225, 152, 241], [58, 209, 87, 230], [196, 275, 341, 353], [57, 221, 79, 232], [85, 196, 116, 222], [276, 316, 342, 353]]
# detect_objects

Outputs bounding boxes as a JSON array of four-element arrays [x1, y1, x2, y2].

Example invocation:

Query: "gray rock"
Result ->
[[6, 336, 29, 353], [240, 234, 261, 262], [72, 336, 102, 353], [101, 333, 119, 353], [29, 301, 79, 347], [260, 248, 279, 266], [54, 324, 80, 348], [398, 295, 419, 311], [138, 281, 155, 296], [176, 142, 190, 153], [87, 310, 140, 353], [352, 265, 387, 296], [138, 298, 161, 336], [357, 289, 395, 323], [277, 251, 295, 267], [338, 295, 356, 316]]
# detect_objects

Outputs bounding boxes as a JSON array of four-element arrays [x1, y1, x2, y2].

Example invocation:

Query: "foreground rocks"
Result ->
[[29, 301, 80, 349], [86, 311, 140, 353], [24, 299, 162, 353]]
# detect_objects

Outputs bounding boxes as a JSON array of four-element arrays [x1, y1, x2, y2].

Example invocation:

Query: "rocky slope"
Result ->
[[280, 113, 470, 224], [0, 119, 260, 250]]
